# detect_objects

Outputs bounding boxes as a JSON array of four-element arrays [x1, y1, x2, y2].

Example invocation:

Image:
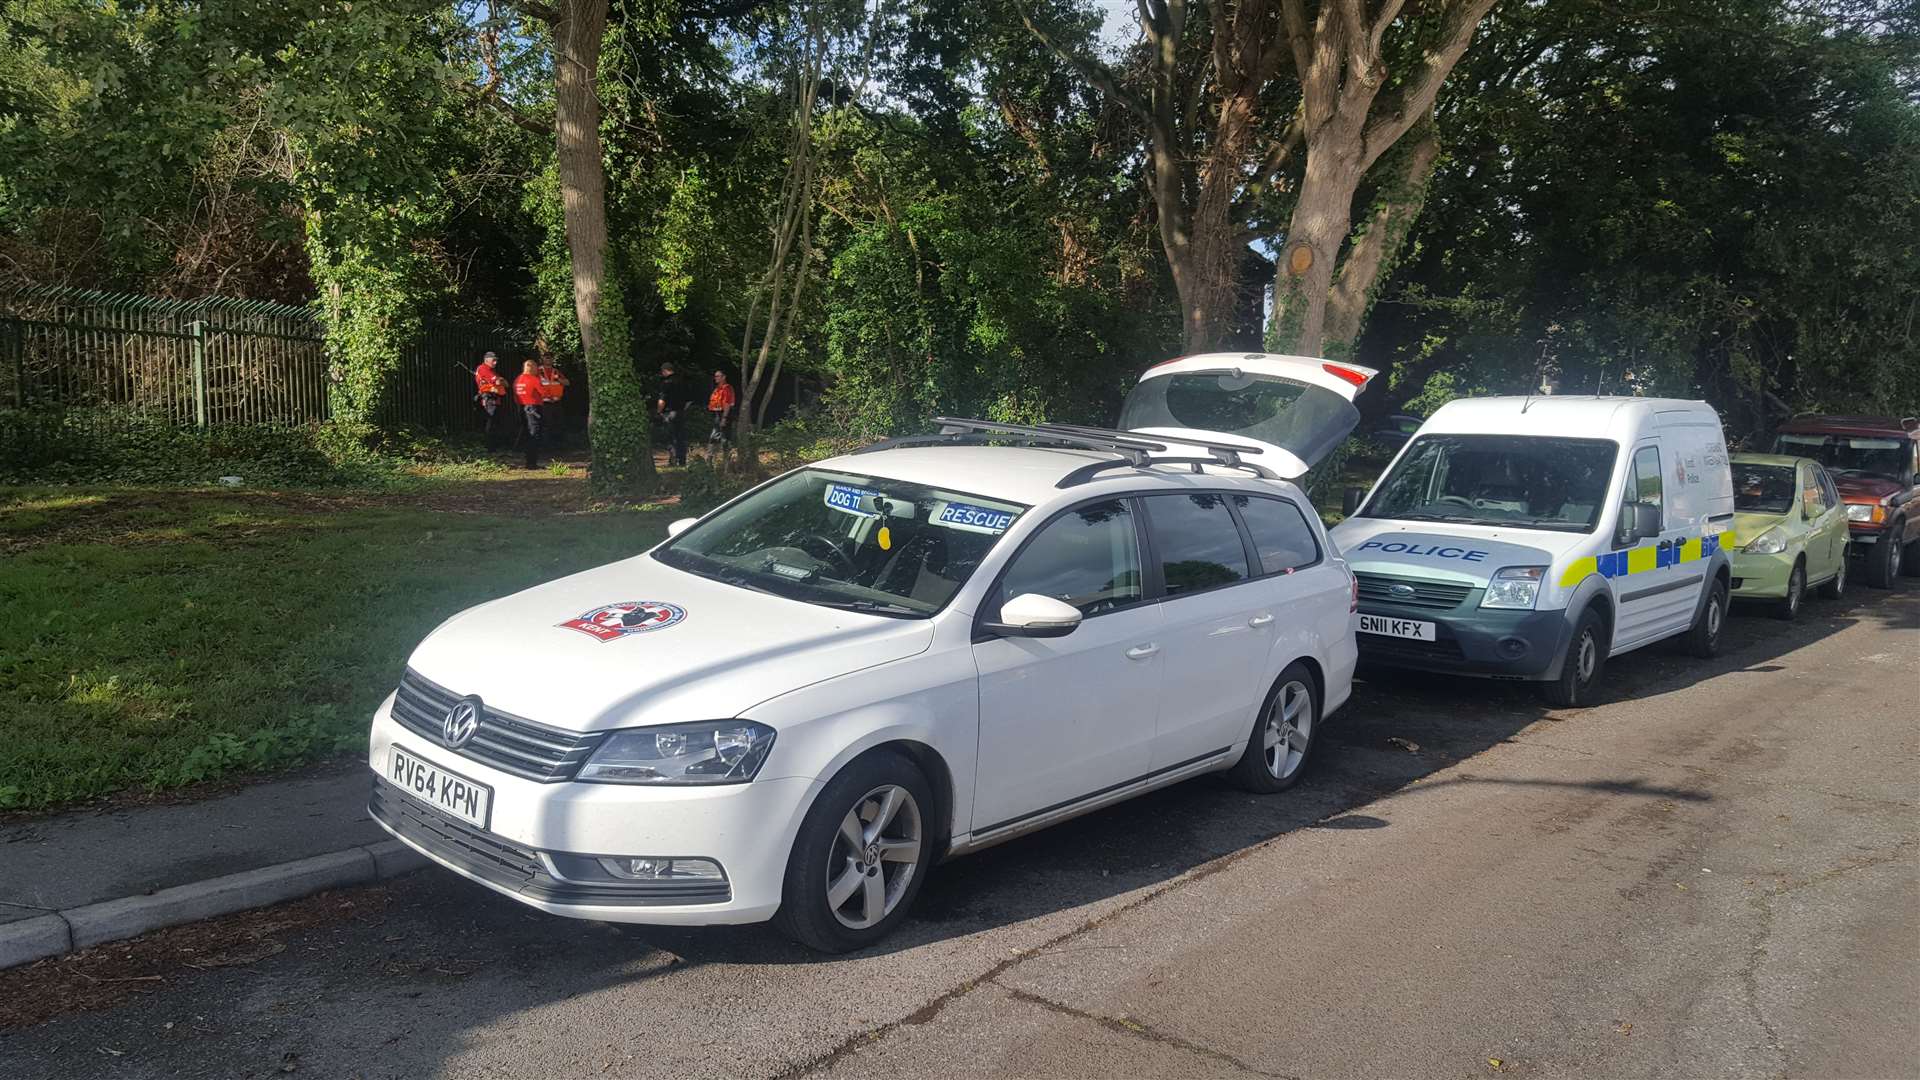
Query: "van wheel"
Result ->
[[773, 750, 933, 954], [1819, 556, 1846, 600], [1540, 608, 1607, 708], [1226, 663, 1319, 793], [1685, 577, 1729, 658], [1902, 536, 1920, 578], [1773, 561, 1805, 621], [1865, 530, 1901, 588]]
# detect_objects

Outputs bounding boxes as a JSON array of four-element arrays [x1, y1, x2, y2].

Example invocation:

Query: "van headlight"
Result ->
[[1744, 527, 1787, 555], [577, 720, 776, 785], [1481, 566, 1547, 610], [1846, 503, 1883, 523]]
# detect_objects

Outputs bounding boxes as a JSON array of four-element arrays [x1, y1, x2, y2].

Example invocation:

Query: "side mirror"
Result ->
[[1629, 501, 1662, 540], [1341, 485, 1368, 516], [666, 517, 698, 538], [984, 593, 1083, 639]]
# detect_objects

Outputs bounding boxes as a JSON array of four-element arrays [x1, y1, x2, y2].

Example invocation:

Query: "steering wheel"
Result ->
[[792, 532, 858, 575]]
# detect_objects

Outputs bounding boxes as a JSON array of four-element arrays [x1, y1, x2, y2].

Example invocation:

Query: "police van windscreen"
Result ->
[[1118, 370, 1358, 467], [655, 468, 1028, 616], [1361, 435, 1619, 533]]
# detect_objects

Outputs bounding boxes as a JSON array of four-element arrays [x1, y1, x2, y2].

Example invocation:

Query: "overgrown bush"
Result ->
[[0, 407, 400, 486]]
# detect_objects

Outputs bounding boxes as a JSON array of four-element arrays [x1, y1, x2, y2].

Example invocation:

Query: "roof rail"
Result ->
[[847, 417, 1279, 486]]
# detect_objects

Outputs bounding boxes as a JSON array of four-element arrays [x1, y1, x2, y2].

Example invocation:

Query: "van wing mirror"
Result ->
[[666, 517, 699, 538], [1341, 485, 1369, 516], [1629, 501, 1662, 541], [984, 593, 1083, 638]]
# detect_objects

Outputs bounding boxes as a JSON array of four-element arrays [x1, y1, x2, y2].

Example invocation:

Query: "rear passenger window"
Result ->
[[1232, 495, 1320, 574], [1142, 494, 1249, 595]]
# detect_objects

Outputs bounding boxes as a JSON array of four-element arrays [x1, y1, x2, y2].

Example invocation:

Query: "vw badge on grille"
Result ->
[[441, 698, 481, 749], [1388, 583, 1417, 600]]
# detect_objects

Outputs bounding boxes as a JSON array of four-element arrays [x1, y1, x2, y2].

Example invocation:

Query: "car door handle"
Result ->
[[1248, 614, 1275, 629], [1125, 643, 1160, 661]]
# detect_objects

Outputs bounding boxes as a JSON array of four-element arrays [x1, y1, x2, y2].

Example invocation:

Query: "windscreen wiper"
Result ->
[[807, 598, 921, 617]]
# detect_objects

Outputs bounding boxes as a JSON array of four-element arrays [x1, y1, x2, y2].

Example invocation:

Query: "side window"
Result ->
[[998, 499, 1144, 617], [1232, 495, 1321, 575], [1631, 445, 1664, 522], [1817, 467, 1841, 511], [1142, 493, 1250, 596]]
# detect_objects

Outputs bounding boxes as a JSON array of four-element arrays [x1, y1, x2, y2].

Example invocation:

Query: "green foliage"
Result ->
[[585, 277, 655, 499], [0, 408, 366, 486]]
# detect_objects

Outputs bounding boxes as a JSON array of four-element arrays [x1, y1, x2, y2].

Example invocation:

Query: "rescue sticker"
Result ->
[[933, 501, 1017, 534], [824, 483, 883, 518], [559, 601, 686, 641]]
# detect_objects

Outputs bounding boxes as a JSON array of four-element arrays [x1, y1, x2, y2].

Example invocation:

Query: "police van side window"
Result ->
[[1231, 495, 1321, 575], [998, 500, 1145, 617], [1631, 446, 1664, 521]]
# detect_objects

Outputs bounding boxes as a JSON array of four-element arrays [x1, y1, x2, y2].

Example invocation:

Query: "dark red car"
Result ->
[[1771, 416, 1920, 587]]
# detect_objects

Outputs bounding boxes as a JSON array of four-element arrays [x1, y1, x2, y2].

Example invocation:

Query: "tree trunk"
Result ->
[[1271, 140, 1363, 357], [1323, 119, 1442, 354], [551, 0, 651, 494]]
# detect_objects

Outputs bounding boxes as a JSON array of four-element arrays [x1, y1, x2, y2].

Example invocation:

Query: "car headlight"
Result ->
[[577, 720, 776, 785], [1744, 527, 1787, 555], [1846, 503, 1884, 523], [1481, 566, 1546, 610]]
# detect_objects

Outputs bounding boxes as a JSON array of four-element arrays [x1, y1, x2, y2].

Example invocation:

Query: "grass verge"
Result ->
[[0, 483, 669, 812]]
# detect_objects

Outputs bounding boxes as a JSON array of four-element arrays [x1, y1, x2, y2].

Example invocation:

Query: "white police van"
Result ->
[[1330, 396, 1736, 706]]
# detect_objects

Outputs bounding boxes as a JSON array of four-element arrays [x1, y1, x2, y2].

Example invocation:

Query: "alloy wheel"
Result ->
[[1262, 680, 1314, 780], [825, 784, 923, 930], [1787, 567, 1803, 615]]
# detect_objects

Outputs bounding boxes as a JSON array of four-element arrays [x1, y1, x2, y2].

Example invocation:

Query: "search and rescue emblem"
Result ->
[[559, 601, 687, 642]]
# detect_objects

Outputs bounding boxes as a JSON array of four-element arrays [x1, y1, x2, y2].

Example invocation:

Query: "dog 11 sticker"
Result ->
[[932, 500, 1018, 534]]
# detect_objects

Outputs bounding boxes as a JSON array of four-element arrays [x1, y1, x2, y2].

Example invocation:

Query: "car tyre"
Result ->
[[1819, 554, 1846, 600], [1226, 663, 1319, 793], [1773, 561, 1805, 621], [1539, 607, 1607, 708], [772, 750, 934, 954], [1865, 528, 1902, 588], [1684, 576, 1729, 658]]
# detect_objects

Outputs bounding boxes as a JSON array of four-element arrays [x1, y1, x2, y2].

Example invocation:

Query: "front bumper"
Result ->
[[1729, 548, 1796, 599], [1847, 523, 1888, 546], [1354, 600, 1572, 681], [368, 696, 817, 925]]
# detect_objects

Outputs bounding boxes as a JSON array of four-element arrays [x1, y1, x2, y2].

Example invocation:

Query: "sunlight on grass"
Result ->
[[0, 487, 671, 811]]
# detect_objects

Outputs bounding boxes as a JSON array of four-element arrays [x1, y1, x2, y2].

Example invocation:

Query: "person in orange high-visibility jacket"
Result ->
[[474, 352, 509, 449], [707, 369, 737, 453], [537, 359, 570, 450], [514, 360, 546, 469]]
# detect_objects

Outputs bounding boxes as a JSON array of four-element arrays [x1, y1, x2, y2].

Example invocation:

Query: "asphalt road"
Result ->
[[3, 585, 1915, 1080]]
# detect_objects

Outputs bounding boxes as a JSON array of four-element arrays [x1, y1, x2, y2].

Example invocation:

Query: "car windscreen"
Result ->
[[1361, 434, 1619, 533], [654, 468, 1028, 616], [1731, 463, 1795, 514], [1117, 369, 1357, 467], [1772, 433, 1908, 483]]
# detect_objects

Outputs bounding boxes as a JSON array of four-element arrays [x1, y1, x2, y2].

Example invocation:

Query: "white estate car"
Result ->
[[368, 354, 1370, 951]]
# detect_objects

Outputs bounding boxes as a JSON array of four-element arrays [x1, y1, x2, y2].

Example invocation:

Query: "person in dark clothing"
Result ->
[[655, 362, 698, 467], [514, 360, 546, 469]]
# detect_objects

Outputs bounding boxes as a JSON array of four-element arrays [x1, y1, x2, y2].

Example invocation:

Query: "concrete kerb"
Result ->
[[0, 839, 428, 971]]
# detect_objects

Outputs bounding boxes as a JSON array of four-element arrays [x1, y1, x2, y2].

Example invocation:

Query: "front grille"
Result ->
[[1355, 572, 1474, 611], [1360, 634, 1469, 663], [371, 777, 540, 886], [390, 669, 604, 782]]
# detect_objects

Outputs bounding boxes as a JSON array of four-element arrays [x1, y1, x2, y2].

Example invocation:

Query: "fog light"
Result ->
[[597, 856, 725, 882], [1496, 637, 1529, 659]]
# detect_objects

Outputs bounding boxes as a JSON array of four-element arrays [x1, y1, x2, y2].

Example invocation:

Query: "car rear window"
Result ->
[[1142, 494, 1249, 595], [1231, 495, 1320, 574]]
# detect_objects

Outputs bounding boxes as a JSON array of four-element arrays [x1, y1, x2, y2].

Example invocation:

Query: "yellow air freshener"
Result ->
[[878, 526, 892, 550]]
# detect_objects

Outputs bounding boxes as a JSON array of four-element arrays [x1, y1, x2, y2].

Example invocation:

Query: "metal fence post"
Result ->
[[188, 319, 208, 427]]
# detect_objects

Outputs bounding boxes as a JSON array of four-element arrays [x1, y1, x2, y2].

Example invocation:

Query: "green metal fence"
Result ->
[[0, 286, 529, 433]]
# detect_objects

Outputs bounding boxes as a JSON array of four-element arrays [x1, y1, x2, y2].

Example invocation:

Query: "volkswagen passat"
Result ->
[[368, 354, 1368, 951]]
